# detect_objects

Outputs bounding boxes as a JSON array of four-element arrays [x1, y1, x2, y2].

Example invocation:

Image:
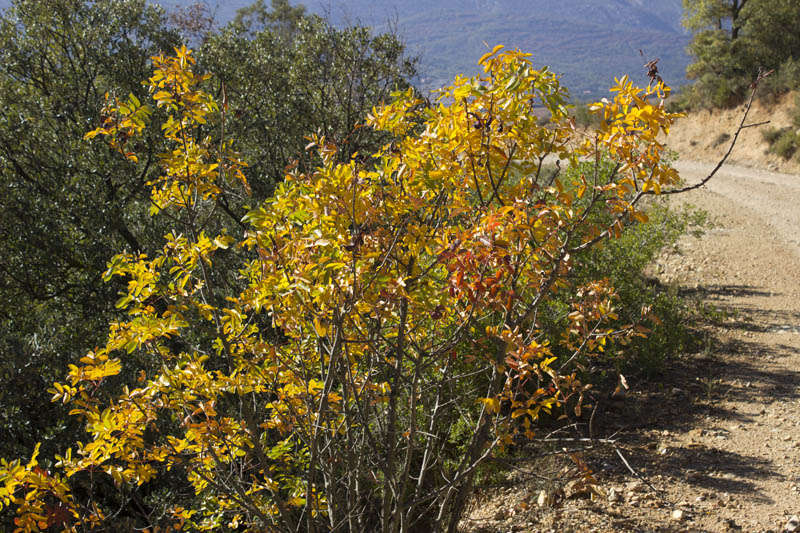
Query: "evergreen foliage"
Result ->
[[680, 0, 800, 108]]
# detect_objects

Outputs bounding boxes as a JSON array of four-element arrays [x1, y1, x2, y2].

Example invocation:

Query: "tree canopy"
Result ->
[[681, 0, 800, 107], [0, 0, 180, 464]]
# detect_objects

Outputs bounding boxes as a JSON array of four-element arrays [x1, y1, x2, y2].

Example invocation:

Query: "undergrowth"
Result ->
[[559, 160, 709, 383], [761, 94, 800, 160]]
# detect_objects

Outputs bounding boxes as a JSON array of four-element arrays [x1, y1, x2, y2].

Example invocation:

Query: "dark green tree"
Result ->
[[233, 0, 307, 39], [0, 0, 179, 462], [682, 0, 800, 107], [744, 0, 800, 74], [199, 5, 417, 198], [683, 0, 749, 39]]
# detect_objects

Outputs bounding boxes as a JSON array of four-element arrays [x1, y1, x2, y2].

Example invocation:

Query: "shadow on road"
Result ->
[[582, 281, 800, 504]]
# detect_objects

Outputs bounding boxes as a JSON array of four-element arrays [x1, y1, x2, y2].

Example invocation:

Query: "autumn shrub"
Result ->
[[0, 46, 687, 532], [536, 159, 704, 383], [577, 201, 704, 377]]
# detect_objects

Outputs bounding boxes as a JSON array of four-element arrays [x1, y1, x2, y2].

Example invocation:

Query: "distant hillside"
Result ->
[[314, 0, 690, 97], [667, 90, 800, 174], [0, 0, 691, 98]]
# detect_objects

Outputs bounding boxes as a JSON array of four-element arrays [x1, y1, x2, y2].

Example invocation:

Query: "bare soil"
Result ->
[[666, 91, 800, 175], [461, 109, 800, 532]]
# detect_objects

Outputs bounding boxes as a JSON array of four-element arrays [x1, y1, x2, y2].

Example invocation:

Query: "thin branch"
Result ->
[[660, 77, 763, 196], [613, 446, 668, 501]]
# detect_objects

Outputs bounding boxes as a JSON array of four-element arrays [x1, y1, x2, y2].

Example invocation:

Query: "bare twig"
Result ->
[[588, 400, 599, 440], [613, 446, 668, 501], [661, 71, 769, 196]]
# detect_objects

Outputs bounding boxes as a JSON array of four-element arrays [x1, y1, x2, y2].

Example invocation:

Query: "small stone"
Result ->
[[785, 515, 800, 532], [671, 509, 685, 521], [625, 480, 645, 493], [494, 508, 509, 521], [564, 479, 592, 499], [688, 428, 705, 439], [607, 488, 619, 503], [537, 489, 549, 507], [724, 518, 741, 531]]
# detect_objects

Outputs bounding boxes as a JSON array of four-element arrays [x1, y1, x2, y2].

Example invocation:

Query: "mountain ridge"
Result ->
[[316, 0, 689, 96], [0, 0, 691, 98]]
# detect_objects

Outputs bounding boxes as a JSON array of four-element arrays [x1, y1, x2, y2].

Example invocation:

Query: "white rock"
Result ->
[[671, 509, 685, 521], [537, 489, 548, 507], [785, 515, 800, 532]]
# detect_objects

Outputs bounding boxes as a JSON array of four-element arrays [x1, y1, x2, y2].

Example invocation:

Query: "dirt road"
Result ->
[[657, 160, 800, 532], [675, 160, 800, 256], [463, 160, 800, 532]]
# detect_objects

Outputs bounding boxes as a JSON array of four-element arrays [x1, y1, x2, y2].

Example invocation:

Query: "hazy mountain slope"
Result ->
[[0, 0, 690, 97], [314, 0, 689, 96]]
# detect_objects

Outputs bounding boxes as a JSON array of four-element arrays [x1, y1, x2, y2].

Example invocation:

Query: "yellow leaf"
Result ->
[[478, 44, 505, 65], [213, 235, 233, 249], [453, 84, 472, 99], [479, 397, 500, 414], [83, 128, 105, 140], [313, 316, 327, 337]]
